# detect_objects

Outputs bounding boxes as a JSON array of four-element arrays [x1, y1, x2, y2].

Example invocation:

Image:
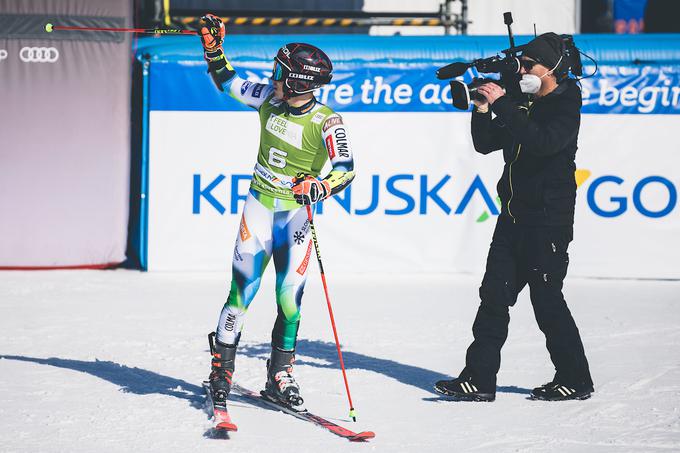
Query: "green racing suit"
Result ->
[[209, 61, 355, 350]]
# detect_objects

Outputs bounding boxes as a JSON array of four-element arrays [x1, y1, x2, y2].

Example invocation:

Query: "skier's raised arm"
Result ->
[[200, 14, 273, 109]]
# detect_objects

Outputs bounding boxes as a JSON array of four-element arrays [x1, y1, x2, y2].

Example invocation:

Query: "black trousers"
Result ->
[[461, 215, 593, 392]]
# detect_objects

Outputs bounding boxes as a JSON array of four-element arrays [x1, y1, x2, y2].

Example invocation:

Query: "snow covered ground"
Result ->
[[1, 269, 679, 452]]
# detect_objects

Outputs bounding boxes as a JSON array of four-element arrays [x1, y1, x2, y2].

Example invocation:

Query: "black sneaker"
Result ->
[[434, 377, 495, 402], [530, 381, 593, 401]]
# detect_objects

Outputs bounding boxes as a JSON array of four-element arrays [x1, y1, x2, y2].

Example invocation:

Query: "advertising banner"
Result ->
[[142, 36, 679, 278], [151, 62, 680, 115], [0, 3, 132, 268]]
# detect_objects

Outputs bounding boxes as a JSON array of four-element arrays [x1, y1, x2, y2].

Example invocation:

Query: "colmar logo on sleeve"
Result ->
[[332, 128, 350, 158]]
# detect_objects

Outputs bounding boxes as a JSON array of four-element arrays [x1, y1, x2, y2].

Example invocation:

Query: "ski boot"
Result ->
[[208, 332, 236, 409], [434, 376, 495, 402], [262, 347, 306, 412]]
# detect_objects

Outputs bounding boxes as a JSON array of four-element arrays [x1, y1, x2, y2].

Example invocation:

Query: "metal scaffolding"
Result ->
[[154, 0, 470, 35]]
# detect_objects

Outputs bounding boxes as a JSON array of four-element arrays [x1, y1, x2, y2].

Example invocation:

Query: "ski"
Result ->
[[232, 383, 375, 442], [203, 381, 238, 432]]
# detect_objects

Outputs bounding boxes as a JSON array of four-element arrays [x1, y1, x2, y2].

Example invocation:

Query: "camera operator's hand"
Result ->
[[477, 82, 505, 105], [472, 97, 489, 110]]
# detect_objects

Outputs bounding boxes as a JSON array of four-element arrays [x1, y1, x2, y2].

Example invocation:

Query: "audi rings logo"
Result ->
[[20, 47, 59, 63], [0, 49, 8, 61]]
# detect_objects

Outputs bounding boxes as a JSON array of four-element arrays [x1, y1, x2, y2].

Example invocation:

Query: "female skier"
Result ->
[[199, 14, 355, 412]]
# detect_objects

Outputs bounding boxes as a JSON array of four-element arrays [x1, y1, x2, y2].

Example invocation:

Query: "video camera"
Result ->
[[436, 13, 584, 110]]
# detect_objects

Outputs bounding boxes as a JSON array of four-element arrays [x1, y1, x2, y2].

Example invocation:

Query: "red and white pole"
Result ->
[[305, 205, 358, 422]]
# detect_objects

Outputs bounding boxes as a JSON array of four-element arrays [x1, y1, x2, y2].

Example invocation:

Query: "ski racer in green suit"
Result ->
[[200, 14, 355, 413]]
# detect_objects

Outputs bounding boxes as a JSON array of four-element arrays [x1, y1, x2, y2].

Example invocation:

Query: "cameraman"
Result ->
[[435, 33, 594, 402]]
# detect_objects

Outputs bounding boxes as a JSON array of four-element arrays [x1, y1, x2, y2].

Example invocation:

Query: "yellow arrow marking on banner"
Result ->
[[575, 169, 592, 188]]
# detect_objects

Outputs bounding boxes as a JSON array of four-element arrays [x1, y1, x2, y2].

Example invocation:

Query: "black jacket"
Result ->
[[471, 80, 581, 226]]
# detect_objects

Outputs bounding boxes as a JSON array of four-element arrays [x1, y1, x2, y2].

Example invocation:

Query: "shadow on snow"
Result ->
[[239, 339, 531, 396], [1, 340, 529, 409], [0, 354, 206, 408]]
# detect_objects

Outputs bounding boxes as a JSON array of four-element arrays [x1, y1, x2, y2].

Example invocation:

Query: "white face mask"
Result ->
[[519, 74, 542, 94], [519, 55, 563, 94]]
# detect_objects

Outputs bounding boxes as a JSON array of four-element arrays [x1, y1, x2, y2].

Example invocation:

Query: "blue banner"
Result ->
[[150, 60, 680, 115], [582, 65, 680, 113]]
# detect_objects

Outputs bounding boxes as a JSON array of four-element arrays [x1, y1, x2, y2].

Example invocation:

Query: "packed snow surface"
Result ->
[[1, 270, 679, 452]]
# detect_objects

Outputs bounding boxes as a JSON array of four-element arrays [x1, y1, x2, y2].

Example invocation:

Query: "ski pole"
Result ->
[[44, 23, 197, 35], [305, 205, 358, 422]]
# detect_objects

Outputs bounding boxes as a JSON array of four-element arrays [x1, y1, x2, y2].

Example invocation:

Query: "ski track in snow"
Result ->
[[0, 270, 679, 452]]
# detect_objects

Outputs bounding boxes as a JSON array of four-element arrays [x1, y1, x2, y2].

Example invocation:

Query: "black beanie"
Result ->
[[520, 32, 565, 70]]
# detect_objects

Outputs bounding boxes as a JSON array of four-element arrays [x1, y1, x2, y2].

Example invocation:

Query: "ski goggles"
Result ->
[[272, 60, 285, 81]]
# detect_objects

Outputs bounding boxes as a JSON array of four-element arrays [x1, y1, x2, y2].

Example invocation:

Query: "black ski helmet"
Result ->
[[272, 43, 333, 99]]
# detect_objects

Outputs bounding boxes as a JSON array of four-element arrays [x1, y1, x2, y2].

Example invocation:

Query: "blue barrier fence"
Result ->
[[136, 34, 680, 114]]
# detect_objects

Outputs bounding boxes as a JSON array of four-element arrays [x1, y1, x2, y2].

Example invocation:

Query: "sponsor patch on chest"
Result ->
[[265, 113, 304, 149], [311, 112, 326, 124]]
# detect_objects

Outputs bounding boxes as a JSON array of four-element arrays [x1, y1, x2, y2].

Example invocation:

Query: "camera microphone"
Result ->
[[436, 61, 471, 80]]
